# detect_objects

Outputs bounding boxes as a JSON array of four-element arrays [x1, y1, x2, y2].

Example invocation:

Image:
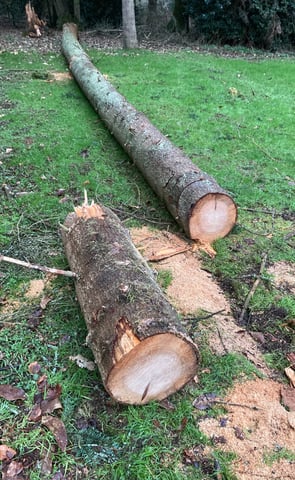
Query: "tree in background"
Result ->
[[46, 0, 71, 28], [1, 0, 294, 49], [173, 0, 189, 33], [147, 0, 158, 25], [122, 0, 138, 48], [188, 0, 295, 49], [73, 0, 80, 23]]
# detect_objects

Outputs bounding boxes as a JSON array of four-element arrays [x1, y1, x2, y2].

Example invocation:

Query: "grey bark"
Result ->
[[62, 23, 237, 242], [122, 0, 138, 48], [61, 203, 199, 404]]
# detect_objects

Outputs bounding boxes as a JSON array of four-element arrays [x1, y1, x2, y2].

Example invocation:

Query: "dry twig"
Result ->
[[239, 253, 268, 323], [0, 254, 77, 278]]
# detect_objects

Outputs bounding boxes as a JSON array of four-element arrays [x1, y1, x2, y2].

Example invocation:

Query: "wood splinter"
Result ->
[[61, 198, 199, 404], [25, 2, 46, 37]]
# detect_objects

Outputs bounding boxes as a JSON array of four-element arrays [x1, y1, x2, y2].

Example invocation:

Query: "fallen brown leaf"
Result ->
[[37, 374, 48, 392], [41, 416, 68, 452], [45, 384, 62, 401], [28, 361, 41, 375], [233, 426, 245, 440], [250, 331, 265, 344], [29, 384, 62, 420], [0, 384, 26, 401], [41, 397, 62, 415], [51, 472, 65, 480], [28, 403, 42, 422], [27, 307, 43, 328], [40, 449, 53, 475], [5, 460, 23, 477], [0, 445, 16, 461]]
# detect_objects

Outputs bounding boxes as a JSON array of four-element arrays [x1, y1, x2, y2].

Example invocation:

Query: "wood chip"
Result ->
[[148, 246, 190, 262], [285, 366, 295, 387]]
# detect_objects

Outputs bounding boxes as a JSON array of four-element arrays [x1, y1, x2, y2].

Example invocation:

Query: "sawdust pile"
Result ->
[[131, 227, 295, 479], [131, 226, 269, 374], [199, 379, 295, 480]]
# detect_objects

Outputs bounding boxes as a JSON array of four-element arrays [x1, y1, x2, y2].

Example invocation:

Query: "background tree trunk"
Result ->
[[168, 0, 189, 33], [46, 0, 70, 27], [122, 0, 138, 48], [147, 0, 158, 24], [62, 23, 237, 243], [61, 200, 199, 405], [73, 0, 80, 23]]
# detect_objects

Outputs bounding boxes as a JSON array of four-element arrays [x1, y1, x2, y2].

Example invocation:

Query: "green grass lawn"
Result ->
[[0, 42, 294, 479]]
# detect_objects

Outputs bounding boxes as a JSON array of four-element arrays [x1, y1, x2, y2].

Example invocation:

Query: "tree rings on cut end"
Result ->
[[187, 193, 237, 243], [107, 333, 197, 405]]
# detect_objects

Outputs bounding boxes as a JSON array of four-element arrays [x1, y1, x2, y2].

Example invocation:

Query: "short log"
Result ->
[[62, 23, 237, 243], [61, 201, 199, 404]]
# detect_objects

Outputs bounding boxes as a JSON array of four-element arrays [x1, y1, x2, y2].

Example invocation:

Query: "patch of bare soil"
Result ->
[[24, 279, 45, 299], [132, 227, 229, 315], [131, 227, 270, 374], [199, 379, 295, 480], [131, 227, 295, 480], [268, 261, 295, 295], [240, 260, 295, 357], [49, 71, 72, 81]]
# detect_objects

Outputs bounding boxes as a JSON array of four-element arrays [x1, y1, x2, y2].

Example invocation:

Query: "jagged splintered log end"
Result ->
[[188, 193, 238, 243], [61, 200, 199, 405]]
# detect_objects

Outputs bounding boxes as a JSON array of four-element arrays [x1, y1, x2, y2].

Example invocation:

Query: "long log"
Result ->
[[61, 200, 199, 404], [62, 23, 237, 243]]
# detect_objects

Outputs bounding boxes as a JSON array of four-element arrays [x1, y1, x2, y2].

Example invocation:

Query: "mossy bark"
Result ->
[[62, 23, 237, 243], [61, 202, 199, 404]]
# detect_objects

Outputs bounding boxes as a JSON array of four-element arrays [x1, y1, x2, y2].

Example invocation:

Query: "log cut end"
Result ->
[[107, 333, 197, 405], [188, 193, 237, 243]]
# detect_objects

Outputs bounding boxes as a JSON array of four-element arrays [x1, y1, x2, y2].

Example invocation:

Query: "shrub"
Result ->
[[188, 0, 295, 49]]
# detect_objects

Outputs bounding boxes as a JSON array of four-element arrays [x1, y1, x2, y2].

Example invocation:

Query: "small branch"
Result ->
[[186, 309, 226, 324], [238, 224, 273, 237], [148, 246, 190, 262], [241, 207, 279, 216], [0, 255, 77, 278], [213, 399, 263, 411], [239, 253, 268, 323], [216, 326, 229, 354], [186, 310, 226, 338], [247, 136, 277, 162], [284, 229, 295, 241], [112, 206, 173, 226]]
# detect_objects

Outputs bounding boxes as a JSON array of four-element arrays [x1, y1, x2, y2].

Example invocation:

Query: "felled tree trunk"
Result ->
[[61, 200, 199, 404], [62, 23, 237, 243], [25, 2, 45, 37]]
